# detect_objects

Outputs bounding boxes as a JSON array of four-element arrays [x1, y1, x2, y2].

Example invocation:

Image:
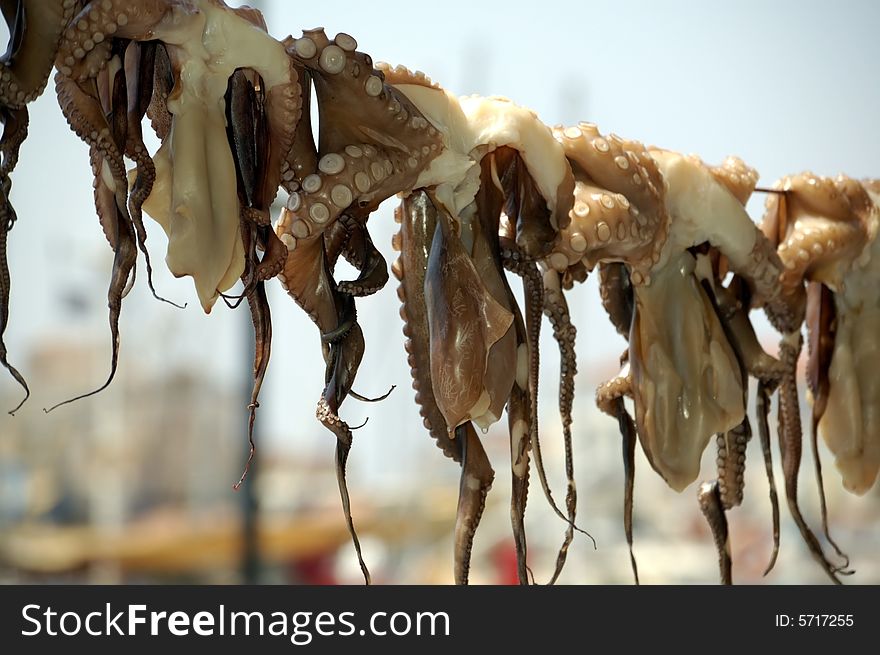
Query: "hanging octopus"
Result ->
[[760, 172, 879, 580], [1, 0, 80, 413], [48, 0, 300, 441], [541, 122, 803, 583]]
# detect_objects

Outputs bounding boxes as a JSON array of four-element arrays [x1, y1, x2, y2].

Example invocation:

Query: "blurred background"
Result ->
[[1, 0, 878, 584]]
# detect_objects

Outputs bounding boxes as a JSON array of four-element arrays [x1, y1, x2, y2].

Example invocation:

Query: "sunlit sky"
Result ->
[[2, 0, 879, 486]]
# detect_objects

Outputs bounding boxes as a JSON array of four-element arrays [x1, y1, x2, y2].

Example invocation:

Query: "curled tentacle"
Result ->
[[45, 143, 137, 412], [317, 321, 370, 584]]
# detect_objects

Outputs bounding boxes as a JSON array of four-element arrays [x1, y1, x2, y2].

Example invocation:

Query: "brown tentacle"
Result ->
[[598, 262, 633, 339], [394, 192, 498, 583], [804, 282, 850, 569], [528, 264, 585, 583], [716, 418, 751, 510], [146, 41, 172, 141], [756, 380, 781, 576], [501, 151, 558, 259], [337, 221, 388, 298], [47, 57, 138, 411], [507, 375, 531, 585], [45, 143, 137, 413], [454, 422, 494, 585], [231, 214, 274, 490], [123, 40, 183, 309], [698, 480, 732, 585], [777, 332, 851, 582], [598, 375, 639, 584], [317, 321, 370, 584], [0, 104, 29, 412], [524, 258, 583, 584], [1, 0, 74, 107]]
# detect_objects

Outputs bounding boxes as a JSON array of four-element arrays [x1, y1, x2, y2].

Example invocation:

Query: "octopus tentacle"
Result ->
[[0, 106, 29, 412], [598, 262, 633, 338], [394, 192, 498, 584], [337, 221, 388, 298], [756, 380, 781, 576], [531, 265, 584, 582], [715, 419, 751, 511], [48, 55, 140, 410], [711, 275, 784, 574], [453, 422, 494, 585], [317, 321, 370, 584], [494, 147, 587, 581], [123, 40, 182, 308], [507, 366, 531, 585], [276, 227, 371, 582], [805, 281, 850, 568], [234, 266, 270, 491], [0, 0, 76, 107], [597, 372, 639, 584], [56, 0, 172, 83], [552, 123, 667, 278], [698, 480, 732, 585], [145, 41, 172, 141], [777, 332, 851, 583]]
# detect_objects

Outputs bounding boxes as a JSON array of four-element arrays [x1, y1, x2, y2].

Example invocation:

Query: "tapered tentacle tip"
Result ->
[[7, 388, 29, 416], [1, 358, 31, 414], [762, 549, 780, 578]]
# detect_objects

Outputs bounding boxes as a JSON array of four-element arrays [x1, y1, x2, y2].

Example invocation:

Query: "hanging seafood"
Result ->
[[1, 0, 80, 413]]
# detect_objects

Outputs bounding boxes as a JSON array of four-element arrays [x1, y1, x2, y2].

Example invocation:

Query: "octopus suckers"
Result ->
[[614, 155, 630, 170], [335, 33, 358, 51], [600, 194, 615, 209], [570, 234, 587, 253], [294, 38, 317, 59], [596, 222, 612, 242], [303, 174, 322, 193], [370, 162, 386, 181], [573, 202, 590, 218], [320, 45, 346, 74], [280, 234, 297, 251], [319, 153, 345, 175], [331, 184, 353, 208], [345, 145, 363, 158], [563, 126, 581, 140], [354, 172, 371, 193], [291, 220, 310, 239], [286, 192, 302, 211], [364, 75, 383, 98], [310, 203, 331, 224], [592, 137, 610, 153], [632, 173, 642, 185]]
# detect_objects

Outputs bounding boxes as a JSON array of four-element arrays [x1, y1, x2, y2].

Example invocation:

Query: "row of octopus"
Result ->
[[1, 0, 877, 584]]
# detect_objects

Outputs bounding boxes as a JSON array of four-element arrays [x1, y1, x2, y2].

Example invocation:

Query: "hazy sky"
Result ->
[[2, 0, 879, 485]]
